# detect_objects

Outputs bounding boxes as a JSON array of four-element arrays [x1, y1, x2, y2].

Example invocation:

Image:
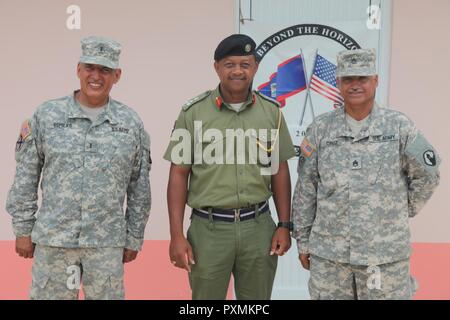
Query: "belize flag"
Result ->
[[257, 54, 307, 108]]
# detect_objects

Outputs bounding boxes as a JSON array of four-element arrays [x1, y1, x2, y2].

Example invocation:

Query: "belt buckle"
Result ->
[[234, 208, 241, 221]]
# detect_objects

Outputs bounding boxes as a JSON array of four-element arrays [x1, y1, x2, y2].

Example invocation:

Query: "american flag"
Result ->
[[310, 54, 343, 106]]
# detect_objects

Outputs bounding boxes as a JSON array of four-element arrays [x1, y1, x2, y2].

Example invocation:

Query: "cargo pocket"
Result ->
[[84, 273, 124, 300], [307, 257, 322, 300], [308, 277, 321, 300], [30, 270, 50, 300], [108, 274, 125, 300]]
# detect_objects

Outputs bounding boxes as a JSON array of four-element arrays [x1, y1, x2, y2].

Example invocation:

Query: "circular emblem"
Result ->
[[245, 44, 252, 53], [423, 150, 436, 166]]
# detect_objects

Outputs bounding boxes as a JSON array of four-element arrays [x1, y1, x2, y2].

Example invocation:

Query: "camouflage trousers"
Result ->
[[308, 255, 417, 300], [30, 245, 124, 300]]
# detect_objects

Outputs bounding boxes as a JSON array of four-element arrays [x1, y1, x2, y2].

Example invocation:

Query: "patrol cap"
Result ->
[[79, 36, 122, 69], [214, 34, 256, 61], [336, 48, 377, 77]]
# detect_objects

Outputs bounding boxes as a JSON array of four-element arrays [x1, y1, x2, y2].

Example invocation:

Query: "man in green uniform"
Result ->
[[6, 36, 151, 299], [164, 34, 296, 300]]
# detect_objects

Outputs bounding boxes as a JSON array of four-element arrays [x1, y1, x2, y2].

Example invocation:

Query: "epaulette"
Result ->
[[182, 90, 211, 111], [255, 91, 280, 107]]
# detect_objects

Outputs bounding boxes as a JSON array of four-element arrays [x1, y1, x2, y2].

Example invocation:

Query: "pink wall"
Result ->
[[0, 0, 449, 300], [0, 240, 447, 300], [390, 0, 450, 242], [0, 0, 235, 240], [2, 1, 447, 242]]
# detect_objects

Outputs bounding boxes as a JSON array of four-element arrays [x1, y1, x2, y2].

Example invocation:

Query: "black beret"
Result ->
[[214, 34, 256, 61]]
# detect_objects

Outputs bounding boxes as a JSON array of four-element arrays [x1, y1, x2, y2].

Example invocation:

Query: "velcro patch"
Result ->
[[371, 133, 398, 143], [300, 138, 315, 158], [15, 120, 31, 152], [324, 139, 339, 147], [405, 132, 440, 171], [20, 120, 31, 140], [423, 150, 436, 166]]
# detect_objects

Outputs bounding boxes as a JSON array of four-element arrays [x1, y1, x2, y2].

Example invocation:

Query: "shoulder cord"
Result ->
[[256, 108, 282, 153]]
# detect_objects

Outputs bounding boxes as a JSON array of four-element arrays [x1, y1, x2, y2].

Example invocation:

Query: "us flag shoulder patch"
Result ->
[[20, 120, 31, 140], [300, 138, 315, 158], [15, 120, 32, 152]]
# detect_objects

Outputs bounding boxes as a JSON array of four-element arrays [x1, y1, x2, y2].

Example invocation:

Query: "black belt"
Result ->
[[192, 201, 269, 222]]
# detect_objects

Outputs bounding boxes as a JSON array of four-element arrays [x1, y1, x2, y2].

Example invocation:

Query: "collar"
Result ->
[[69, 90, 119, 125], [213, 85, 256, 111], [333, 102, 383, 140]]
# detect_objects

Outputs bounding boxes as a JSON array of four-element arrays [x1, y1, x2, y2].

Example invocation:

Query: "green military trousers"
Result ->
[[187, 211, 278, 300], [308, 254, 417, 300], [30, 245, 124, 300]]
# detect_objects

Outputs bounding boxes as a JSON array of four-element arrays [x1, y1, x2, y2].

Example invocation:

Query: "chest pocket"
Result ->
[[88, 130, 139, 190], [41, 125, 85, 187], [106, 131, 139, 167], [196, 129, 227, 165], [43, 126, 84, 156], [367, 134, 401, 185], [317, 139, 348, 192]]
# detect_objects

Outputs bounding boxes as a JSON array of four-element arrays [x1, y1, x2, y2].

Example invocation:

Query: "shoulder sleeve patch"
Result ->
[[300, 138, 315, 158], [15, 120, 32, 152], [255, 91, 281, 107], [405, 132, 440, 172], [182, 90, 211, 111], [141, 129, 151, 151], [20, 120, 32, 140]]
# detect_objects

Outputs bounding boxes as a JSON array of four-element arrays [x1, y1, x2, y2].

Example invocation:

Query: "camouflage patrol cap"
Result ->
[[336, 49, 376, 77], [214, 34, 256, 61], [79, 36, 121, 69]]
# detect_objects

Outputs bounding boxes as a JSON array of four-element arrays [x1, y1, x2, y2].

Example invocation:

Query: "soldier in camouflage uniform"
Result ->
[[6, 36, 151, 300], [164, 34, 296, 299], [292, 49, 441, 299]]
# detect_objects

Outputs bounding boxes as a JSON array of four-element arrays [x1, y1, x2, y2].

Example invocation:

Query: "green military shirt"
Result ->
[[6, 91, 151, 251], [164, 86, 296, 209]]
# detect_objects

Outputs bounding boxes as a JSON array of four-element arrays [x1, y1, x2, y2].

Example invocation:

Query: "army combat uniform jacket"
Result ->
[[6, 92, 151, 251], [292, 104, 440, 265]]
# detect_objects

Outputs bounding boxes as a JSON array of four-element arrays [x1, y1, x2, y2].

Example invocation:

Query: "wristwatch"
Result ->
[[277, 221, 293, 231]]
